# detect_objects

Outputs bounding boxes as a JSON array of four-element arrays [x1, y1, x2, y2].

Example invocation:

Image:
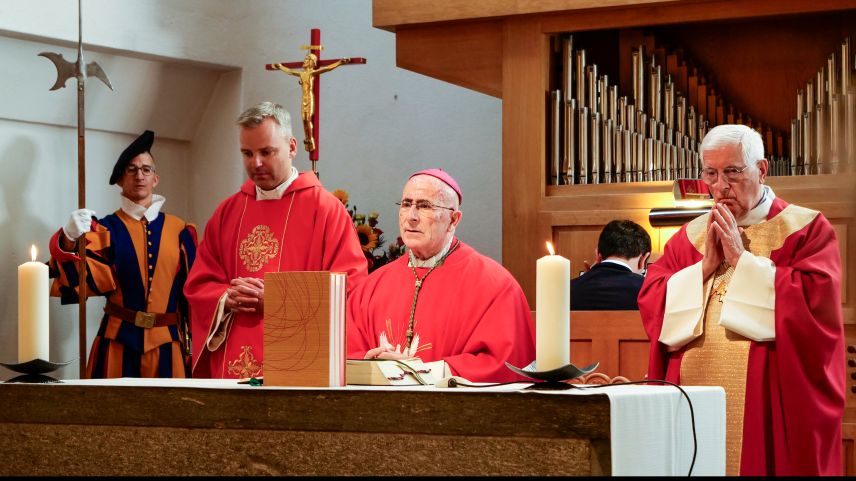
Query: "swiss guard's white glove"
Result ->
[[63, 209, 96, 241]]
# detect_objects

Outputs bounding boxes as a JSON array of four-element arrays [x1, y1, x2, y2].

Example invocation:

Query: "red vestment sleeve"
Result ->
[[184, 203, 231, 377], [441, 277, 536, 382], [740, 213, 844, 475], [346, 283, 373, 360]]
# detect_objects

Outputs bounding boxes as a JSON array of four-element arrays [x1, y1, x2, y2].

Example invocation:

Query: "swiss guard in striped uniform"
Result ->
[[49, 130, 197, 378]]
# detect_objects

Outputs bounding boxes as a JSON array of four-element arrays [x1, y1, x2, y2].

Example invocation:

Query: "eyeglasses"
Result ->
[[125, 165, 156, 176], [396, 199, 456, 216], [699, 165, 749, 184]]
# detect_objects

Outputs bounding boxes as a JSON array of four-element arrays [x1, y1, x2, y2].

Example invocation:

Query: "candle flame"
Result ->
[[30, 244, 37, 262], [546, 241, 555, 256]]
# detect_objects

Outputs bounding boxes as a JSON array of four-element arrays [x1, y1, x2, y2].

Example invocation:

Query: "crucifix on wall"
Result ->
[[265, 28, 366, 176]]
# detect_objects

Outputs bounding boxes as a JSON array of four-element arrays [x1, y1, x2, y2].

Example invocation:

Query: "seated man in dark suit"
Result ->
[[571, 220, 651, 310]]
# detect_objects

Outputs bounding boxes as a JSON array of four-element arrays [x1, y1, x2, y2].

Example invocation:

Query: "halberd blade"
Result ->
[[38, 51, 79, 91], [85, 61, 113, 90]]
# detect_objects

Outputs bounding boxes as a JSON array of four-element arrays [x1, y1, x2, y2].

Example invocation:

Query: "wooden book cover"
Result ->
[[263, 271, 346, 387]]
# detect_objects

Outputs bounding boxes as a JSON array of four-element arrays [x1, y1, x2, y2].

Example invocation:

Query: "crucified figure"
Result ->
[[272, 52, 351, 152]]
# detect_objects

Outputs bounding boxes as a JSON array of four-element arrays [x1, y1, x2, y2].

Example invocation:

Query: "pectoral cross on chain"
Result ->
[[712, 264, 734, 303], [265, 28, 366, 177], [714, 282, 727, 302]]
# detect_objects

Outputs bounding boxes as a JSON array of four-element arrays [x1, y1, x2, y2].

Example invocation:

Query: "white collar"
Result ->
[[409, 236, 455, 268], [121, 194, 165, 222], [737, 185, 775, 226], [600, 258, 632, 271], [256, 167, 299, 200]]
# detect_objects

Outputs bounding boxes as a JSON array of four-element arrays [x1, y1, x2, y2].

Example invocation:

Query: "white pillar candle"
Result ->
[[535, 242, 570, 371], [18, 245, 49, 363]]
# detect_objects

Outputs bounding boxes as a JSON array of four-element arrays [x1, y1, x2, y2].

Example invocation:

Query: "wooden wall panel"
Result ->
[[845, 325, 856, 474], [570, 341, 593, 370], [396, 21, 503, 97], [533, 310, 649, 381], [539, 0, 856, 33], [569, 311, 649, 380], [375, 0, 856, 32], [553, 226, 601, 277], [502, 18, 549, 304], [844, 325, 856, 423], [843, 423, 856, 476], [374, 0, 680, 30], [618, 340, 650, 382]]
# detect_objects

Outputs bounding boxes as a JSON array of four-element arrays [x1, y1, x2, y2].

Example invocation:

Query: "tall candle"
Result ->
[[18, 245, 49, 363], [535, 241, 570, 371]]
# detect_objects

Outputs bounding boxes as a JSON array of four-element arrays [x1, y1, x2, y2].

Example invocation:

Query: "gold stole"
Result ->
[[680, 203, 818, 476]]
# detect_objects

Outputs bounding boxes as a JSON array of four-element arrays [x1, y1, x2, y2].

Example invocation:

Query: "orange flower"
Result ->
[[356, 224, 378, 253], [332, 189, 349, 205], [333, 187, 405, 273]]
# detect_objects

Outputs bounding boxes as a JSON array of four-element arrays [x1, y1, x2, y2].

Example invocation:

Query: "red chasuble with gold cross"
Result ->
[[185, 173, 367, 378]]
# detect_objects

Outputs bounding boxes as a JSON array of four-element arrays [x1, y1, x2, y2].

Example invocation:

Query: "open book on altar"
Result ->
[[263, 271, 346, 387], [346, 358, 449, 386]]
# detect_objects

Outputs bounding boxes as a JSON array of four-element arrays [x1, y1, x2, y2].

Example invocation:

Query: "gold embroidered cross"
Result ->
[[239, 225, 280, 272], [227, 345, 263, 379]]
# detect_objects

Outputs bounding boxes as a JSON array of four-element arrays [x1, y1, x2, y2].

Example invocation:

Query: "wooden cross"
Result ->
[[265, 28, 366, 176]]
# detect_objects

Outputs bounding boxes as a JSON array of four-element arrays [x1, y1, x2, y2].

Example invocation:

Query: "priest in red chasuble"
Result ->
[[638, 124, 844, 476], [347, 169, 536, 382], [185, 101, 367, 379]]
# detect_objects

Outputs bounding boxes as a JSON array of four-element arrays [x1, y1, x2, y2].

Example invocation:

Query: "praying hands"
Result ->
[[227, 277, 265, 315], [702, 202, 745, 280]]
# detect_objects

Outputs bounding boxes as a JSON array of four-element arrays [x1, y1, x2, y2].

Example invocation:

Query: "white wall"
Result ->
[[0, 31, 238, 378], [0, 0, 501, 378]]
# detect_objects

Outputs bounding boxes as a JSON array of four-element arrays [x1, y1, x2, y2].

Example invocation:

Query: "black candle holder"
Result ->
[[1, 358, 75, 383], [505, 360, 599, 390]]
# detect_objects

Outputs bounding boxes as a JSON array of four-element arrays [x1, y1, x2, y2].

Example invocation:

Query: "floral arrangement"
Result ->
[[333, 189, 406, 272]]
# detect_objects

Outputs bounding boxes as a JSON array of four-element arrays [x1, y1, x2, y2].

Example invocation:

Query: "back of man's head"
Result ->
[[598, 220, 651, 260]]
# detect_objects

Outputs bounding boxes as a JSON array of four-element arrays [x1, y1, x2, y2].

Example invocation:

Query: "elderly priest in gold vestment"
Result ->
[[639, 124, 845, 476]]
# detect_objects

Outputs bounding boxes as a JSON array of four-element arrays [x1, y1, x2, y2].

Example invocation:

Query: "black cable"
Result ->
[[567, 379, 697, 477], [450, 378, 698, 477], [446, 379, 522, 388]]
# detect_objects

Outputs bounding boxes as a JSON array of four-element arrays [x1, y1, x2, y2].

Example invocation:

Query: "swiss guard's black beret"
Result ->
[[109, 130, 155, 185]]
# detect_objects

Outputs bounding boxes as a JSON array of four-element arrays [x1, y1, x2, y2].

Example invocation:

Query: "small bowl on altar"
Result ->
[[505, 360, 599, 388], [1, 358, 75, 383]]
